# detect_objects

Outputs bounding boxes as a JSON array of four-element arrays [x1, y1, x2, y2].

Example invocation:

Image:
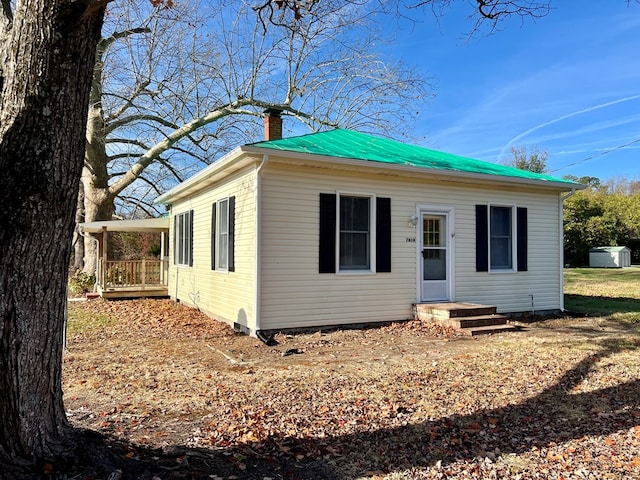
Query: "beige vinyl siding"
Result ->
[[259, 161, 563, 330], [168, 166, 257, 331], [454, 191, 561, 312]]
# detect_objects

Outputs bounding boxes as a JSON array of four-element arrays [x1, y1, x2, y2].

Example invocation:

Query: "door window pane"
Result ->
[[423, 249, 446, 280], [423, 216, 446, 247]]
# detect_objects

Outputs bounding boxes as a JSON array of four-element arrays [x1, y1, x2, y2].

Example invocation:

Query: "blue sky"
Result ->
[[389, 1, 640, 181]]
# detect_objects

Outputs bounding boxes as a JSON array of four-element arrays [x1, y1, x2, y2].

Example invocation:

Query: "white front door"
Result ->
[[421, 213, 449, 302]]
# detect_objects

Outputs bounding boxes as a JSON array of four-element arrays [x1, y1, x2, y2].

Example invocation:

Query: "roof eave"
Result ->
[[154, 147, 260, 205], [241, 146, 584, 192], [79, 217, 169, 233]]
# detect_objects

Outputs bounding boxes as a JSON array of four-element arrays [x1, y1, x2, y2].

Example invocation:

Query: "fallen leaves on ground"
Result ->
[[63, 299, 640, 479]]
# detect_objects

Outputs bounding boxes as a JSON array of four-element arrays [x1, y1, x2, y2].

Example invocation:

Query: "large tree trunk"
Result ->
[[73, 180, 86, 273], [81, 166, 115, 275], [80, 78, 115, 275], [0, 0, 105, 475]]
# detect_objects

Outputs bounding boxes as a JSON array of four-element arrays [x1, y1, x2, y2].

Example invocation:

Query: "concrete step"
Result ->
[[463, 324, 519, 336], [413, 302, 519, 336], [414, 302, 497, 321], [449, 314, 509, 329]]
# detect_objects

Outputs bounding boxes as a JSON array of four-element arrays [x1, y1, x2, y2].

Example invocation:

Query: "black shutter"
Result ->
[[211, 202, 217, 270], [188, 210, 194, 267], [173, 215, 178, 265], [229, 196, 235, 272], [517, 207, 528, 272], [376, 197, 391, 272], [319, 193, 337, 273], [475, 204, 488, 272]]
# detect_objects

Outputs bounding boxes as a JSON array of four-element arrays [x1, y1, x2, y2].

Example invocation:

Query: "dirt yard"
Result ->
[[63, 299, 640, 479]]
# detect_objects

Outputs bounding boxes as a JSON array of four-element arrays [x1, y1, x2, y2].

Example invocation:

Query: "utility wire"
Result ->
[[549, 137, 640, 173]]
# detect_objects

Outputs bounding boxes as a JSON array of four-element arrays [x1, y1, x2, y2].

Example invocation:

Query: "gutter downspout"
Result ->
[[255, 154, 269, 338], [559, 188, 577, 311]]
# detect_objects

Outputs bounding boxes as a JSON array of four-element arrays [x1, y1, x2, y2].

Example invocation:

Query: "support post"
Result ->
[[101, 226, 108, 288]]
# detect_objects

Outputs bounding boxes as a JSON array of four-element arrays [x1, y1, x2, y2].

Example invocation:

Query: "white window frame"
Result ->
[[488, 203, 517, 273], [336, 192, 376, 274], [216, 197, 230, 272], [175, 211, 192, 267]]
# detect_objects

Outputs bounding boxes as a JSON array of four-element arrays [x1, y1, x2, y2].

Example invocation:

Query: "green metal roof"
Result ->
[[248, 129, 577, 186]]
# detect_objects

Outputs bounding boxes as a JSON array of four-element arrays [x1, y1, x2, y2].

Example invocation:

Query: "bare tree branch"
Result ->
[[408, 0, 551, 35], [108, 98, 256, 196], [105, 113, 180, 134]]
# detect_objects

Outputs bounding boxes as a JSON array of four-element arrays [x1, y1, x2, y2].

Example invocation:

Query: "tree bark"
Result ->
[[73, 180, 86, 273], [0, 0, 105, 474]]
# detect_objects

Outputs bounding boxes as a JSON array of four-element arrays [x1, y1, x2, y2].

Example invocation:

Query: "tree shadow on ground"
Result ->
[[316, 339, 640, 477], [38, 338, 640, 479]]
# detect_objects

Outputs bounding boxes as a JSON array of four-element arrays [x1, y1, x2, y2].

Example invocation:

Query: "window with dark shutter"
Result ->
[[320, 193, 390, 274], [476, 204, 528, 272]]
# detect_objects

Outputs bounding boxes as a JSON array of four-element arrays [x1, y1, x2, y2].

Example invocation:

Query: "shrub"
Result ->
[[68, 272, 96, 294]]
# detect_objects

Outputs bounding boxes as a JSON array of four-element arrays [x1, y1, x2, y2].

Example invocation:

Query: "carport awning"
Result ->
[[79, 217, 169, 233]]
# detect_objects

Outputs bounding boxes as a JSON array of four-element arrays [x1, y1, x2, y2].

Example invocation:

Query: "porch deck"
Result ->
[[96, 259, 169, 299], [97, 285, 169, 299]]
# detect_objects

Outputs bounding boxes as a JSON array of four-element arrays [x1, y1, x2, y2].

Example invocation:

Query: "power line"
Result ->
[[549, 137, 640, 173]]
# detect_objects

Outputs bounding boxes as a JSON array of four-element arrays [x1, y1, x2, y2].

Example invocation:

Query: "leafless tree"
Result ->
[[77, 0, 431, 274]]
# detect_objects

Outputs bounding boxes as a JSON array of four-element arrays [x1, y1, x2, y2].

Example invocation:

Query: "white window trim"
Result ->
[[175, 211, 192, 267], [488, 203, 518, 274], [336, 191, 376, 275], [216, 197, 230, 273]]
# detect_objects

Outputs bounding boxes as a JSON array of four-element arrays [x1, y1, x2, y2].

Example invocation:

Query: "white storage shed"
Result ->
[[589, 246, 632, 268]]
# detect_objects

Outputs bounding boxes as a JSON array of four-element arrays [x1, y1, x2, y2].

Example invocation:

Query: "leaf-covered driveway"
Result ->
[[64, 300, 640, 479]]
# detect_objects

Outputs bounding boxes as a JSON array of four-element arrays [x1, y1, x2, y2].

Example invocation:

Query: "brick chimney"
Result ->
[[263, 107, 283, 141]]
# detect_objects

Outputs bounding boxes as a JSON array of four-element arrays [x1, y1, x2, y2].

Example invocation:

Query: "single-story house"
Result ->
[[589, 246, 632, 268], [154, 114, 582, 336]]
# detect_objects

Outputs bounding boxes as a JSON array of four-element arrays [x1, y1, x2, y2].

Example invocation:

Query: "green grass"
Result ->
[[564, 267, 640, 323], [67, 303, 115, 336]]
